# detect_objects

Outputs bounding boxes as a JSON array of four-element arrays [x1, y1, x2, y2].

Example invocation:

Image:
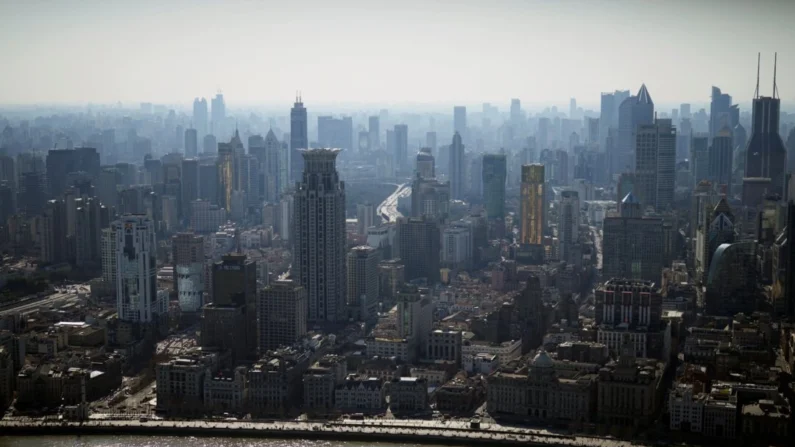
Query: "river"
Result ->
[[0, 437, 448, 447]]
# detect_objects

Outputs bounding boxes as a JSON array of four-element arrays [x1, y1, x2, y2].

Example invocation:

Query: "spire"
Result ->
[[636, 84, 652, 105], [754, 52, 760, 99]]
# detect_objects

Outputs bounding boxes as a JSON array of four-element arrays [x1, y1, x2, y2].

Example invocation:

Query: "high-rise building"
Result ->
[[368, 116, 380, 150], [346, 246, 380, 321], [742, 66, 787, 206], [211, 93, 226, 139], [695, 198, 735, 284], [690, 135, 710, 188], [41, 199, 68, 264], [356, 203, 377, 235], [599, 90, 630, 153], [101, 227, 117, 285], [602, 193, 664, 282], [202, 134, 217, 155], [426, 132, 437, 152], [558, 190, 580, 264], [257, 279, 307, 354], [293, 149, 347, 323], [193, 98, 208, 139], [396, 217, 440, 284], [261, 130, 281, 202], [216, 131, 243, 212], [449, 132, 465, 200], [394, 125, 408, 175], [180, 158, 199, 213], [45, 148, 100, 197], [708, 127, 734, 193], [415, 148, 435, 179], [635, 118, 676, 211], [209, 253, 257, 360], [614, 85, 653, 176], [453, 106, 467, 139], [519, 164, 546, 246], [442, 224, 471, 270], [172, 232, 204, 293], [74, 197, 102, 267], [709, 86, 733, 141], [318, 116, 353, 150], [290, 96, 308, 186], [705, 241, 758, 316], [482, 154, 506, 220], [114, 215, 165, 323], [410, 176, 450, 221]]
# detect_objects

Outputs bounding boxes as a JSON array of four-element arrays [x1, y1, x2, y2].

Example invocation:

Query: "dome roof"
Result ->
[[532, 349, 553, 368]]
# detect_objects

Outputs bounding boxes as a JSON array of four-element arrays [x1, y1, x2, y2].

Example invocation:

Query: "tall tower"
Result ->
[[257, 279, 307, 354], [481, 154, 507, 220], [346, 246, 380, 321], [709, 127, 734, 193], [394, 124, 409, 175], [290, 95, 308, 187], [193, 98, 208, 139], [114, 215, 164, 323], [211, 93, 226, 139], [293, 149, 347, 323], [558, 190, 580, 263], [368, 116, 380, 150], [742, 54, 787, 207], [449, 132, 465, 200], [709, 86, 733, 141], [184, 128, 198, 157], [262, 129, 281, 202], [614, 84, 654, 176], [635, 118, 676, 211], [216, 140, 236, 212], [520, 164, 546, 246], [453, 106, 467, 140]]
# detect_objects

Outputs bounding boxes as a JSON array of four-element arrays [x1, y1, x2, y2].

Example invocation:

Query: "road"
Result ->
[[0, 417, 647, 447], [377, 183, 411, 223]]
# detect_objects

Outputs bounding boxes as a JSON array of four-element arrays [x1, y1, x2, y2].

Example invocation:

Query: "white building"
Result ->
[[442, 225, 471, 269], [203, 366, 247, 414], [191, 199, 227, 233], [366, 337, 411, 362], [177, 263, 204, 313], [114, 215, 166, 323]]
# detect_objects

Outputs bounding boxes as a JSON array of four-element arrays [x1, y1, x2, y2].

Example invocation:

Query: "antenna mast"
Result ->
[[754, 53, 760, 99], [773, 52, 778, 99]]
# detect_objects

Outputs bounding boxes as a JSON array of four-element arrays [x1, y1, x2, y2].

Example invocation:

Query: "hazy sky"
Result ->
[[1, 0, 793, 110]]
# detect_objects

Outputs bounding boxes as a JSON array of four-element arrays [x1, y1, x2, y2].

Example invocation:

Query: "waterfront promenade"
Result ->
[[0, 417, 645, 447]]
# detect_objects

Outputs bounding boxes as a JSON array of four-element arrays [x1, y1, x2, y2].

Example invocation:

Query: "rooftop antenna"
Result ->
[[773, 52, 778, 99], [754, 53, 760, 99]]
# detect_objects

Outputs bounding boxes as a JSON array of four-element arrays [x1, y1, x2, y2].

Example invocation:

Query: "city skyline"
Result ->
[[1, 0, 794, 107]]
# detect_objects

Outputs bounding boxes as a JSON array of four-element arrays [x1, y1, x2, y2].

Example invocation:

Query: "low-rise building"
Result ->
[[334, 375, 385, 413], [248, 348, 310, 417], [435, 374, 485, 414], [203, 366, 247, 415], [741, 399, 790, 439], [389, 376, 428, 415], [462, 339, 521, 373], [669, 383, 707, 433], [302, 355, 347, 415], [366, 337, 411, 362], [156, 352, 218, 416], [425, 329, 462, 365]]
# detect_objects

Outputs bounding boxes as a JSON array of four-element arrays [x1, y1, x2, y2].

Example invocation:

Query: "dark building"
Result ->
[[180, 158, 199, 215], [602, 192, 664, 283], [46, 148, 100, 197], [614, 84, 654, 176], [211, 253, 257, 358], [709, 86, 735, 141], [184, 128, 198, 157], [709, 127, 734, 194], [481, 154, 507, 220], [705, 241, 758, 316], [290, 95, 308, 186], [742, 63, 787, 206], [396, 216, 440, 284]]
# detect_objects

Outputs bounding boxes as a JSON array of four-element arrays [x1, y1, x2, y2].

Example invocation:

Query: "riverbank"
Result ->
[[0, 418, 642, 447]]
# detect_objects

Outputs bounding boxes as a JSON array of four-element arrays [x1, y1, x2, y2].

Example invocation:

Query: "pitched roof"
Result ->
[[636, 84, 653, 105]]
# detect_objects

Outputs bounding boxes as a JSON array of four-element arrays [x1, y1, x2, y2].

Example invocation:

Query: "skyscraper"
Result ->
[[262, 129, 281, 202], [216, 139, 237, 212], [41, 199, 68, 264], [709, 127, 734, 193], [257, 279, 307, 354], [211, 93, 226, 139], [709, 86, 733, 141], [293, 149, 347, 323], [635, 118, 676, 211], [449, 132, 465, 200], [193, 98, 208, 139], [368, 116, 380, 150], [318, 116, 354, 150], [172, 232, 205, 312], [558, 190, 580, 264], [415, 148, 435, 179], [453, 106, 467, 139], [207, 253, 257, 362], [695, 198, 735, 284], [394, 124, 408, 175], [290, 95, 308, 186], [519, 164, 546, 246], [426, 131, 437, 152], [481, 154, 507, 220], [705, 241, 757, 316], [396, 217, 440, 284], [742, 58, 787, 206], [114, 214, 165, 323], [184, 128, 198, 157], [690, 134, 710, 188], [599, 90, 630, 153], [346, 246, 380, 321], [614, 85, 654, 176], [356, 203, 377, 235], [602, 193, 664, 282], [181, 158, 199, 211]]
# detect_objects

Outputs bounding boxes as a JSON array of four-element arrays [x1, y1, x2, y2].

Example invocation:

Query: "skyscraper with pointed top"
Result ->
[[614, 84, 654, 176], [290, 94, 308, 187], [742, 54, 787, 207], [449, 132, 465, 200]]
